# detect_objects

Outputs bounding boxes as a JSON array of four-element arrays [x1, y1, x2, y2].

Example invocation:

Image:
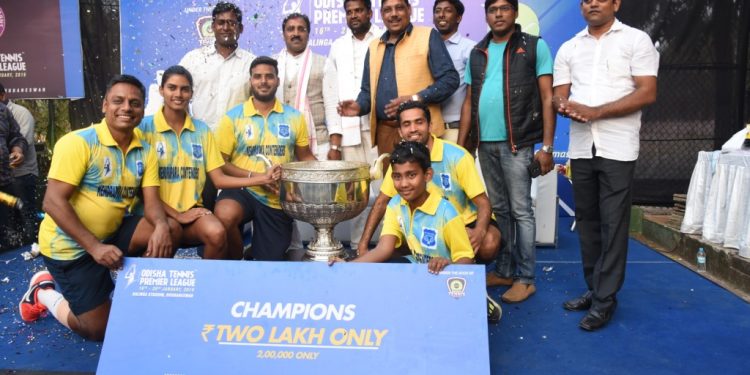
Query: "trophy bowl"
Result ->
[[280, 161, 370, 261]]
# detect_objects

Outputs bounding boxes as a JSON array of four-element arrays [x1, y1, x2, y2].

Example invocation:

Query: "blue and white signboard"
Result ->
[[98, 258, 490, 374]]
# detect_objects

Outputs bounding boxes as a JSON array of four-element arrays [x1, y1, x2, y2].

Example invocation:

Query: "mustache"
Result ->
[[291, 36, 302, 41]]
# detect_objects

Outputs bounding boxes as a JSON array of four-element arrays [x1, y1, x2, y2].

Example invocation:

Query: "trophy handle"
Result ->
[[369, 153, 390, 180]]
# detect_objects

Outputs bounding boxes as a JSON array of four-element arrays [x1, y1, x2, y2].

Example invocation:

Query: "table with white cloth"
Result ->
[[681, 150, 750, 258]]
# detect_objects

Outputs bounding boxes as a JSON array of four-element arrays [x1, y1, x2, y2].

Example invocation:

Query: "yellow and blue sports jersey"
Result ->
[[381, 135, 486, 224], [381, 192, 474, 264], [216, 98, 309, 209], [138, 108, 224, 212], [38, 120, 160, 261]]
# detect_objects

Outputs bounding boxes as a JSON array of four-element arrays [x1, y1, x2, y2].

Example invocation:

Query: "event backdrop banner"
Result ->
[[120, 0, 584, 160], [0, 0, 84, 98], [98, 258, 489, 374]]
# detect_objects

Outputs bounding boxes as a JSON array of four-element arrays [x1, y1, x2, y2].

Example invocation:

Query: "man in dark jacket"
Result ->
[[458, 0, 555, 303], [0, 98, 28, 249]]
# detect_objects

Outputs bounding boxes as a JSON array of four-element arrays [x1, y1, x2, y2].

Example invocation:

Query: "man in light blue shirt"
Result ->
[[433, 0, 474, 144], [459, 0, 556, 304]]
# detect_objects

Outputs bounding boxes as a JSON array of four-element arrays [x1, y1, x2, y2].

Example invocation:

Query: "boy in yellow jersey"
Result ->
[[19, 75, 179, 341], [138, 65, 280, 259], [214, 56, 316, 260], [330, 141, 502, 323], [357, 101, 500, 265]]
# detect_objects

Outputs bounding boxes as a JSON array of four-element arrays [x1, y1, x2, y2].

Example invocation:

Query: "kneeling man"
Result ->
[[19, 75, 179, 340]]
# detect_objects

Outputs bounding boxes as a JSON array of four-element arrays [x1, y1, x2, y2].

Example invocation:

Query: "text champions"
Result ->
[[231, 302, 356, 321]]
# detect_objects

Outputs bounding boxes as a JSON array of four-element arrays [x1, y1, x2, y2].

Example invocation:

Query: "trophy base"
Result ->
[[302, 226, 351, 262], [303, 248, 351, 262]]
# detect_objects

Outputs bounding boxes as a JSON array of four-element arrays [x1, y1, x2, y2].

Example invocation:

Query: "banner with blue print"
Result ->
[[0, 0, 84, 98], [98, 258, 490, 374]]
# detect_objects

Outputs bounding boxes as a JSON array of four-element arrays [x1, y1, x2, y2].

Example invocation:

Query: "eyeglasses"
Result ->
[[284, 25, 309, 33], [487, 5, 514, 14], [214, 19, 240, 28]]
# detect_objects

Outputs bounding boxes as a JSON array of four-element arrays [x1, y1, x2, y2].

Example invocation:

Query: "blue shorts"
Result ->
[[217, 189, 293, 261], [42, 215, 143, 315]]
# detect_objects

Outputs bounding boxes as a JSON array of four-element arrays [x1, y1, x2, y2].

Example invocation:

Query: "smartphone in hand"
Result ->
[[527, 159, 542, 178]]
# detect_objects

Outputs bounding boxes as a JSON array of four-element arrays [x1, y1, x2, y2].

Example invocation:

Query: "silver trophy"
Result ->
[[280, 161, 371, 261]]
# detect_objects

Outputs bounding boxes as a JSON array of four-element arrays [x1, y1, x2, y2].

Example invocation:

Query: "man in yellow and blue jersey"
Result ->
[[357, 101, 500, 265], [214, 56, 316, 261], [330, 141, 501, 323], [18, 75, 179, 341]]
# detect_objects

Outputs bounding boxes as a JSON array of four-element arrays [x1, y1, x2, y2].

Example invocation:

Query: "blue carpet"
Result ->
[[488, 217, 750, 374], [1, 217, 749, 374], [0, 248, 101, 373]]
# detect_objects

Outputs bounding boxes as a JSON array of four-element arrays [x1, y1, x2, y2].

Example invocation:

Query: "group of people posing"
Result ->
[[16, 0, 658, 341]]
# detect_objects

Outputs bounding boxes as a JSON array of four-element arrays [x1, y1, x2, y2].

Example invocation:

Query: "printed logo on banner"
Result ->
[[421, 227, 437, 249], [129, 267, 197, 298], [447, 277, 466, 299], [282, 0, 304, 15], [0, 7, 5, 38], [192, 144, 203, 160], [195, 16, 213, 46], [278, 123, 290, 139], [440, 173, 451, 191]]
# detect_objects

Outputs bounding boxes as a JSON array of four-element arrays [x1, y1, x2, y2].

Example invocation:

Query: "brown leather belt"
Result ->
[[378, 119, 399, 128]]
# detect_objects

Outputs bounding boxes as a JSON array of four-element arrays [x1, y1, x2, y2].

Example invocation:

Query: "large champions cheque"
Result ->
[[98, 259, 490, 374]]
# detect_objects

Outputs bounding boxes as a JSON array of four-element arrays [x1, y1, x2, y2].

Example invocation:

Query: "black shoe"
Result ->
[[563, 291, 592, 311], [579, 302, 617, 331]]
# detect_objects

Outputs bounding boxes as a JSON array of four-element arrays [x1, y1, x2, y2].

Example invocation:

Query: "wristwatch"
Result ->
[[541, 145, 554, 154], [411, 94, 421, 102], [330, 144, 341, 152]]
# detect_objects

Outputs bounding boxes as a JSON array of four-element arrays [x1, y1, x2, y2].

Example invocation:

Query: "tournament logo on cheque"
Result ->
[[123, 264, 137, 287], [130, 267, 197, 299], [447, 277, 466, 299]]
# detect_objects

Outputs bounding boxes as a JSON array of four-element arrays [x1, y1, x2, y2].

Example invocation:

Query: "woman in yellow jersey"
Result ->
[[139, 65, 280, 259]]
